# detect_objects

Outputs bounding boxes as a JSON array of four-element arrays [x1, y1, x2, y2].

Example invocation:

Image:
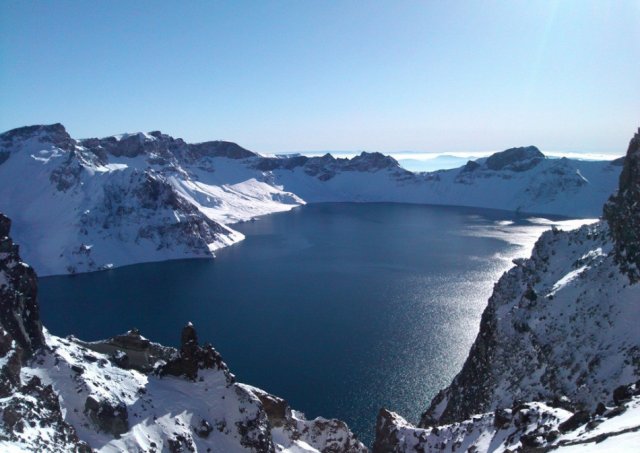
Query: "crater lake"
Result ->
[[38, 203, 590, 445]]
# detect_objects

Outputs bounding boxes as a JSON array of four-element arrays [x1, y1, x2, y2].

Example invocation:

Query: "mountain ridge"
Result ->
[[0, 123, 623, 276]]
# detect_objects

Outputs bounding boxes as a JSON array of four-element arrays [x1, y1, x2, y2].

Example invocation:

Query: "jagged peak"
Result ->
[[350, 151, 400, 169]]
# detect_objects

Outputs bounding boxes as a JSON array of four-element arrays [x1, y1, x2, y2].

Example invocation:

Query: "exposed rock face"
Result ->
[[372, 409, 410, 453], [604, 127, 640, 282], [84, 395, 129, 437], [484, 145, 544, 171], [189, 140, 257, 160], [80, 131, 185, 160], [160, 322, 230, 380], [0, 214, 44, 356], [243, 385, 369, 453], [0, 213, 91, 451], [418, 220, 639, 426], [0, 123, 74, 152], [0, 374, 92, 452]]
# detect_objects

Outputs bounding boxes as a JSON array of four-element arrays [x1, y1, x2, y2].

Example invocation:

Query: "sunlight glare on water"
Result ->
[[38, 203, 591, 445]]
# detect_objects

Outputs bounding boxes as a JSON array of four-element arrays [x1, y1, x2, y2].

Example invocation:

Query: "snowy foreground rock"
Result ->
[[0, 124, 622, 276], [0, 213, 367, 452], [373, 129, 640, 451], [374, 391, 640, 452]]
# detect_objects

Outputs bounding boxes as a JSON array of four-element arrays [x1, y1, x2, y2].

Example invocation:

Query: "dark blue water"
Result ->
[[38, 203, 552, 444]]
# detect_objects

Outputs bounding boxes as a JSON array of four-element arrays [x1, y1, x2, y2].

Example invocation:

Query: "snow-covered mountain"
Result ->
[[0, 124, 623, 276], [0, 212, 366, 452], [1, 126, 638, 452], [372, 130, 640, 452]]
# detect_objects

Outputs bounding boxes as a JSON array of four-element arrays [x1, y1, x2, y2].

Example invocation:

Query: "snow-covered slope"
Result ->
[[374, 387, 640, 452], [269, 146, 621, 218], [0, 125, 302, 276], [0, 124, 622, 275], [372, 129, 640, 452], [0, 212, 366, 452], [418, 221, 640, 426]]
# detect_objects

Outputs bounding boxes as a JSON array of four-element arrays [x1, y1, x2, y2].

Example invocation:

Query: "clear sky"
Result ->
[[1, 1, 638, 155]]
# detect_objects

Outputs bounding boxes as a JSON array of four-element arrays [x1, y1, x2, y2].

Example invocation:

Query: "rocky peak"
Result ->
[[372, 408, 412, 453], [0, 213, 44, 358], [348, 151, 400, 171], [0, 123, 74, 153], [485, 145, 544, 171], [603, 127, 640, 282], [180, 321, 199, 356], [80, 131, 184, 160], [188, 140, 257, 160], [160, 322, 229, 380]]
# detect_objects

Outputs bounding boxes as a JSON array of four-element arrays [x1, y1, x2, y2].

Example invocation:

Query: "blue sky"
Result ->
[[1, 1, 638, 155]]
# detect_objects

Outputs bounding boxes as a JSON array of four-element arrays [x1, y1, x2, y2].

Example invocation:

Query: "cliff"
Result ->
[[373, 128, 640, 452]]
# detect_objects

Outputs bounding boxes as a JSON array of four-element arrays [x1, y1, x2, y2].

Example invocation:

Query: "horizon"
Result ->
[[0, 121, 624, 168], [1, 1, 639, 155], [0, 120, 626, 173]]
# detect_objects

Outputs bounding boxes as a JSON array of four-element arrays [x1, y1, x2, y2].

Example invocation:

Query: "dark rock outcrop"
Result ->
[[0, 213, 90, 451], [373, 383, 640, 452], [80, 132, 184, 160], [244, 385, 368, 453], [461, 160, 481, 173], [160, 322, 229, 380], [347, 152, 400, 172], [558, 410, 590, 433], [79, 130, 258, 164], [189, 140, 256, 160], [84, 395, 129, 437], [0, 123, 75, 154], [485, 146, 544, 172], [1, 375, 92, 452], [0, 213, 44, 357], [604, 127, 640, 282], [256, 392, 289, 427], [373, 408, 406, 453]]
